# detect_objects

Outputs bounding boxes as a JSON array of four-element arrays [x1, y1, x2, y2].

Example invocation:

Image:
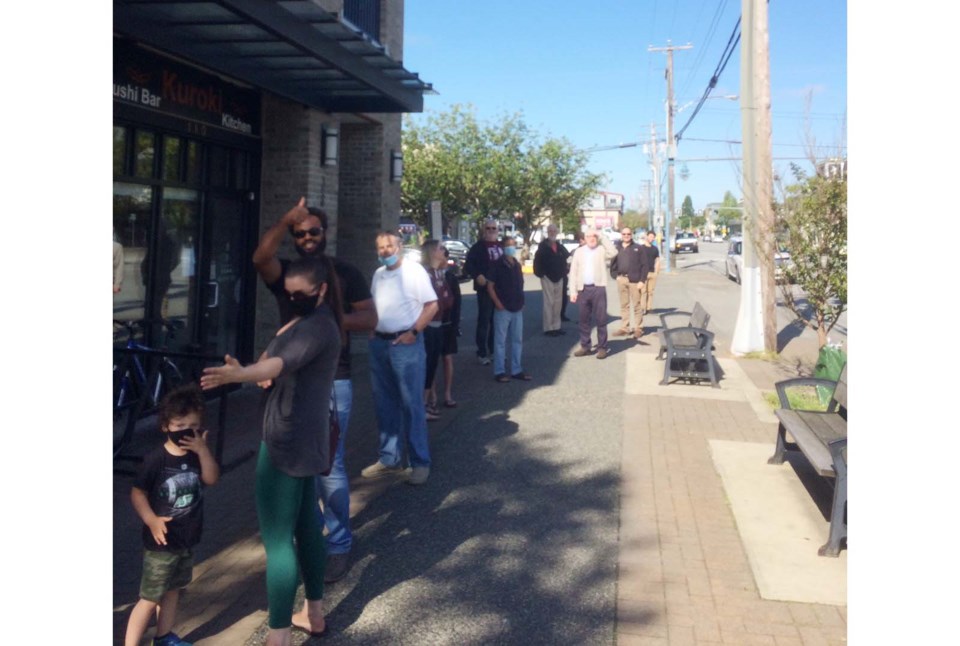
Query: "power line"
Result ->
[[674, 15, 741, 143], [679, 0, 731, 99]]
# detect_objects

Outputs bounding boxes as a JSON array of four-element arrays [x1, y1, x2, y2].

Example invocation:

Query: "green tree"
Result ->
[[776, 164, 847, 348], [620, 209, 646, 231], [678, 195, 695, 229], [715, 190, 740, 230], [507, 136, 604, 245], [401, 105, 603, 241]]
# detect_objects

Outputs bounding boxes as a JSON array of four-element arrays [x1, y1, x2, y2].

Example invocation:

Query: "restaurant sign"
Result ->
[[114, 40, 259, 136]]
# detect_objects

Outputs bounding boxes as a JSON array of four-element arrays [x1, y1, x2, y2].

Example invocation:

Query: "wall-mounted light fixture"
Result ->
[[390, 150, 403, 182], [321, 126, 339, 166]]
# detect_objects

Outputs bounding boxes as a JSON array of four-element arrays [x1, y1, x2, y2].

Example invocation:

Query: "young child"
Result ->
[[125, 384, 220, 646]]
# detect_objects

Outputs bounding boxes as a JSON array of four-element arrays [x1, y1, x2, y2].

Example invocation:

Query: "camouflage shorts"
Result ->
[[139, 548, 193, 602]]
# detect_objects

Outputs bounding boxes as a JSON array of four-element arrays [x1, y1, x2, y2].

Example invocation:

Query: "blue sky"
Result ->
[[403, 0, 847, 214]]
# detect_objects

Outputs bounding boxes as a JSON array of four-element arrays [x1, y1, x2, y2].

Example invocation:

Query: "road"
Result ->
[[661, 238, 847, 367]]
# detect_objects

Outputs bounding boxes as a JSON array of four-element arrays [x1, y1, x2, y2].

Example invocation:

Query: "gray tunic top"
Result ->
[[262, 303, 341, 477]]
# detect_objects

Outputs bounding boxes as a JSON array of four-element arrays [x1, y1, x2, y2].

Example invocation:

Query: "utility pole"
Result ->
[[649, 41, 692, 270], [646, 123, 667, 272], [731, 0, 775, 355], [639, 179, 653, 231]]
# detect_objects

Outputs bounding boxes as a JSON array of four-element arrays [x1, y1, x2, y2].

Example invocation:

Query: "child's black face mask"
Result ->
[[167, 428, 197, 446]]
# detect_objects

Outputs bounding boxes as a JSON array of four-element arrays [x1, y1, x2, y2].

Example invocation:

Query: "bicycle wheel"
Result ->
[[148, 359, 184, 407], [114, 365, 140, 455]]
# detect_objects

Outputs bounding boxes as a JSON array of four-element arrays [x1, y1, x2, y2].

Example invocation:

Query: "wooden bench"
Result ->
[[657, 302, 711, 360], [657, 303, 719, 388], [768, 363, 847, 557]]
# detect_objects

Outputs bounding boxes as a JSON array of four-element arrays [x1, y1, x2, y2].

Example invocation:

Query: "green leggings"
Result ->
[[255, 442, 326, 629]]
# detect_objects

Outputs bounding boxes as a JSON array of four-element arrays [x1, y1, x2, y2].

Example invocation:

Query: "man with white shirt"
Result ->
[[362, 231, 439, 486], [568, 227, 618, 359]]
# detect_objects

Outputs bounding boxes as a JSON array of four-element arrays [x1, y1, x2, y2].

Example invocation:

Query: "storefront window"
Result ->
[[113, 126, 127, 176], [158, 188, 200, 343], [208, 145, 229, 187], [163, 136, 182, 182], [186, 141, 201, 185], [113, 183, 154, 329], [134, 130, 156, 178]]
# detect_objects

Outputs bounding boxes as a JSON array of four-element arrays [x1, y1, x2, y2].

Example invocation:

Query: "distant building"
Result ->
[[580, 191, 625, 231]]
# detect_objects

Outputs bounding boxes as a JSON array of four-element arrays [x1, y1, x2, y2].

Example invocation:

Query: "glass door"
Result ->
[[199, 193, 247, 359]]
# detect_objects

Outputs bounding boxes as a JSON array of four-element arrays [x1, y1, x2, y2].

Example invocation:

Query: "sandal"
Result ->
[[443, 399, 458, 408], [426, 402, 440, 416]]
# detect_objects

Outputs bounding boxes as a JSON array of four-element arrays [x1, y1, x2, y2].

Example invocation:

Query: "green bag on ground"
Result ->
[[814, 345, 847, 407]]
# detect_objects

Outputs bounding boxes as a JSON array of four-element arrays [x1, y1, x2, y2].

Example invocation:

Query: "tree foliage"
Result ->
[[714, 190, 740, 229], [777, 164, 847, 348], [401, 105, 604, 241]]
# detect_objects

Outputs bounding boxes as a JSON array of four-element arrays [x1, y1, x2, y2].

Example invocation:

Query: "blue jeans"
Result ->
[[368, 335, 431, 468], [493, 308, 524, 376], [315, 379, 352, 554]]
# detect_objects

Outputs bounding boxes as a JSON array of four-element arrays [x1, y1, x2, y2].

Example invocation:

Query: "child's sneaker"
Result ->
[[154, 633, 193, 646]]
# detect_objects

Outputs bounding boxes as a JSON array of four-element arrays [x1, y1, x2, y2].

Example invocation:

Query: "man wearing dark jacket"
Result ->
[[611, 227, 646, 339], [464, 219, 503, 364], [533, 224, 570, 336]]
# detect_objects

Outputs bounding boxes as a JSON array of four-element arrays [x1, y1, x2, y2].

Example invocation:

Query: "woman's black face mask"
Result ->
[[288, 290, 320, 317]]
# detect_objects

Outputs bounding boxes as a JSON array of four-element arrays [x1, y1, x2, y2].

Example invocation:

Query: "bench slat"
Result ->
[[774, 409, 846, 477]]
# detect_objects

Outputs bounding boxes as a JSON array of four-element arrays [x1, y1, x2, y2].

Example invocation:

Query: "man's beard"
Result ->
[[294, 239, 327, 257]]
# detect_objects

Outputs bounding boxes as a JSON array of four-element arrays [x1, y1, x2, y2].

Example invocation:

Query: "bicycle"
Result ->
[[113, 319, 185, 456]]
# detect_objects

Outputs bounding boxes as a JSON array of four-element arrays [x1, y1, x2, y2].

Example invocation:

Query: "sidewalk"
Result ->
[[113, 267, 846, 645]]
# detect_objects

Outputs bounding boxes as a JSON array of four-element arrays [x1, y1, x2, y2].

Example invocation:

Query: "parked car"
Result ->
[[725, 236, 793, 284], [561, 235, 581, 254], [442, 238, 469, 278], [673, 231, 699, 254]]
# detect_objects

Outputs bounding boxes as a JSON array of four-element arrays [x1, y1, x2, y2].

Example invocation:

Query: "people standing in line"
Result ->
[[201, 256, 342, 645], [486, 237, 532, 382], [568, 227, 618, 359], [560, 230, 585, 322], [362, 231, 438, 486], [125, 385, 220, 646], [464, 219, 503, 365], [434, 246, 462, 408], [420, 239, 456, 421], [611, 227, 646, 340], [640, 230, 662, 318], [533, 224, 570, 337], [252, 197, 377, 584]]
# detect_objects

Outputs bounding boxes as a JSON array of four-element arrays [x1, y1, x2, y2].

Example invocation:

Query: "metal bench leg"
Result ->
[[819, 466, 847, 557], [706, 356, 720, 388], [767, 424, 788, 464], [660, 356, 672, 385]]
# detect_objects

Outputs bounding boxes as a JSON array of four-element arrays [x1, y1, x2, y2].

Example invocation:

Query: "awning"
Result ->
[[114, 0, 432, 113]]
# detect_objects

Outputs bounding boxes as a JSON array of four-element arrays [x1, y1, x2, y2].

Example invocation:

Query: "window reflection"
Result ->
[[159, 188, 199, 345], [113, 126, 127, 176], [163, 136, 182, 182], [113, 183, 153, 331], [135, 130, 155, 178]]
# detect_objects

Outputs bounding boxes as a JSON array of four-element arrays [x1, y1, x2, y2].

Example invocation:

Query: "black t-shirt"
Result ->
[[262, 304, 341, 477], [487, 257, 525, 312], [266, 257, 371, 380], [638, 245, 660, 282], [134, 446, 204, 552]]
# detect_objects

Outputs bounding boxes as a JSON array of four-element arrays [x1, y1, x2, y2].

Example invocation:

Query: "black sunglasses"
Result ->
[[293, 227, 323, 239]]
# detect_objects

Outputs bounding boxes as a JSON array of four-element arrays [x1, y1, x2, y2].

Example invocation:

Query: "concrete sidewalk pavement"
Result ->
[[113, 267, 846, 645]]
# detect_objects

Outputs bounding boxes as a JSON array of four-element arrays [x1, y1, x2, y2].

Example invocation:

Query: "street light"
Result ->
[[674, 94, 738, 116]]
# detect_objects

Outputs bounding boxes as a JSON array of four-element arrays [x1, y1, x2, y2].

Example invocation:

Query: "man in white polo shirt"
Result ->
[[568, 227, 618, 359], [362, 231, 439, 485]]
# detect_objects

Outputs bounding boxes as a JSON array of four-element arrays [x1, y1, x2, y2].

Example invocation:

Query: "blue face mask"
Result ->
[[378, 253, 399, 267], [503, 246, 517, 257]]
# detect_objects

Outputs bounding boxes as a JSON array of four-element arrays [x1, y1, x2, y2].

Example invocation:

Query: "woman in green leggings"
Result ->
[[202, 256, 344, 646]]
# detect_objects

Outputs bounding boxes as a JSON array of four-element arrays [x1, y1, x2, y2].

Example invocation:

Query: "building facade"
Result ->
[[112, 0, 431, 360]]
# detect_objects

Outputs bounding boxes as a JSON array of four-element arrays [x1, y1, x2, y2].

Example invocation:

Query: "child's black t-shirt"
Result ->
[[133, 445, 204, 551]]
